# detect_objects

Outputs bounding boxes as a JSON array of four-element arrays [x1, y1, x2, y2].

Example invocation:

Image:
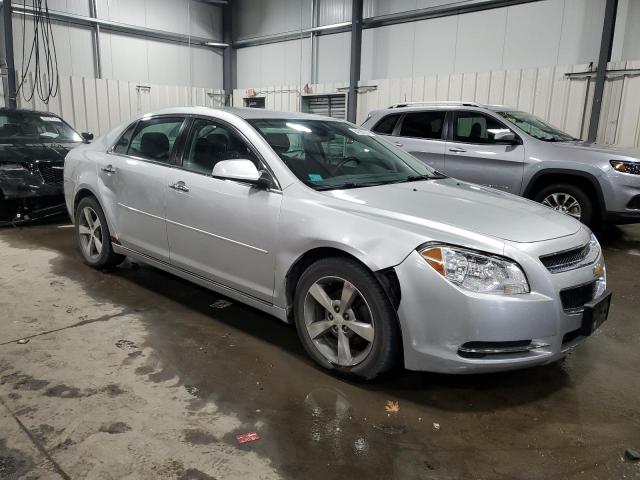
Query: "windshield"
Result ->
[[248, 119, 441, 190], [497, 110, 576, 142], [0, 111, 82, 144]]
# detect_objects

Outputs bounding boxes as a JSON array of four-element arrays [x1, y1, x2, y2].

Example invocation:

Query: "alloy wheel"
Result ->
[[78, 206, 103, 261], [303, 276, 375, 367], [542, 193, 582, 220]]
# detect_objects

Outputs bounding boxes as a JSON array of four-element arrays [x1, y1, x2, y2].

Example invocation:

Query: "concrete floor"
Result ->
[[0, 222, 639, 480]]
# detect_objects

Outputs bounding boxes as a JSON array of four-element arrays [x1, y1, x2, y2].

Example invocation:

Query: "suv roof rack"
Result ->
[[388, 101, 485, 109]]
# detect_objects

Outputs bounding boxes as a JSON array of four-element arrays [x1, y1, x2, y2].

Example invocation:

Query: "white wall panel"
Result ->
[[15, 75, 224, 136], [234, 0, 311, 39], [316, 32, 350, 83], [358, 0, 607, 82], [318, 0, 351, 26], [237, 38, 311, 88]]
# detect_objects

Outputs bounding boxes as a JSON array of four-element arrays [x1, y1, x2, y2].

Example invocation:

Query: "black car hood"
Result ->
[[0, 142, 78, 165]]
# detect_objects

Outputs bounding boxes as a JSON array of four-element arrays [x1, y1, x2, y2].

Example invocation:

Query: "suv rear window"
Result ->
[[399, 111, 446, 140], [372, 114, 400, 135]]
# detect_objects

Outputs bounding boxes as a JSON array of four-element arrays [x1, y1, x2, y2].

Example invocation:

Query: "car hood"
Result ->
[[0, 142, 76, 165], [553, 141, 640, 159], [322, 178, 581, 243]]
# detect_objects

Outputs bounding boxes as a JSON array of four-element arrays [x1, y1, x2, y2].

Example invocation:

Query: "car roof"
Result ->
[[375, 102, 514, 113], [135, 106, 342, 122], [0, 108, 64, 117]]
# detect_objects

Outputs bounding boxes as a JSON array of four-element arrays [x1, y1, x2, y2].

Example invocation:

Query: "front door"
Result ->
[[165, 117, 282, 302], [111, 115, 186, 263], [444, 111, 525, 193]]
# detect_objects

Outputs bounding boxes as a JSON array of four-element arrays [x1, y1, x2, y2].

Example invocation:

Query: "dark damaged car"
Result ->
[[0, 109, 92, 224]]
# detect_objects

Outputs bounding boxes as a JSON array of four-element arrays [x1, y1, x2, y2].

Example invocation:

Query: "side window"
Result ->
[[399, 111, 446, 140], [127, 117, 184, 162], [372, 114, 401, 135], [453, 112, 511, 144], [112, 122, 137, 154], [182, 118, 260, 175]]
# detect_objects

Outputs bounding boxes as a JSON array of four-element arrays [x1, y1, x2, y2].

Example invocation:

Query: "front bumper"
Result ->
[[394, 233, 606, 374]]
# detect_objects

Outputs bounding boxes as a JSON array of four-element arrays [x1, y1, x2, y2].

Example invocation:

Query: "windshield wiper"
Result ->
[[392, 173, 447, 183]]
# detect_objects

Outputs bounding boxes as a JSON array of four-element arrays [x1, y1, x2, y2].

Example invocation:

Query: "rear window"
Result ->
[[372, 114, 401, 135], [399, 111, 446, 140]]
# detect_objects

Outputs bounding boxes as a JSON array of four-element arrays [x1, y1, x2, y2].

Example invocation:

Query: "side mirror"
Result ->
[[212, 159, 272, 189], [81, 132, 94, 143], [494, 131, 518, 144]]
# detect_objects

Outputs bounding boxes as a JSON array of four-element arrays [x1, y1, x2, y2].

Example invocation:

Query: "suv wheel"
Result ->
[[75, 196, 125, 268], [293, 257, 400, 380], [534, 183, 593, 226]]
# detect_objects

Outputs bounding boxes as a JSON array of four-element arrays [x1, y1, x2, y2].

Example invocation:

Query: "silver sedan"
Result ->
[[63, 107, 611, 380]]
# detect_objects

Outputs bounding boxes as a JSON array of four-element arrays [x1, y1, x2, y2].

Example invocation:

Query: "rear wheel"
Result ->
[[293, 257, 400, 380], [534, 183, 594, 226], [75, 196, 125, 268]]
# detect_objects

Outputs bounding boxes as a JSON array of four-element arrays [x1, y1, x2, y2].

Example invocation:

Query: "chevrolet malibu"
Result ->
[[63, 107, 611, 380]]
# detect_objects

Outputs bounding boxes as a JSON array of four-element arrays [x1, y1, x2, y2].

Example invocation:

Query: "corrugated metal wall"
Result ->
[[232, 60, 640, 148], [0, 75, 225, 137]]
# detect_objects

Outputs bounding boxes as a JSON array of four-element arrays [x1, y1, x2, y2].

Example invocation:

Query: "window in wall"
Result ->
[[453, 112, 511, 144], [128, 117, 184, 162], [302, 95, 346, 119], [399, 111, 446, 139], [182, 118, 260, 174], [372, 114, 401, 135]]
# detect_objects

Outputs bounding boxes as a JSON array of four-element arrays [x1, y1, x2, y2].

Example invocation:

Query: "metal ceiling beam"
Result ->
[[587, 0, 618, 142], [1, 0, 17, 108], [233, 22, 352, 48], [347, 0, 363, 123], [222, 0, 235, 104], [11, 3, 228, 48], [363, 0, 538, 28]]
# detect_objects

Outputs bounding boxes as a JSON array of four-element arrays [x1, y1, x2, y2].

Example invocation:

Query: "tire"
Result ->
[[534, 183, 594, 227], [74, 196, 125, 268], [293, 257, 401, 380]]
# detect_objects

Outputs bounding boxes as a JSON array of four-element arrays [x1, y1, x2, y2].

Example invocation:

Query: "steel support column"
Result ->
[[222, 0, 234, 105], [88, 0, 102, 78], [587, 0, 618, 142], [347, 0, 363, 123], [1, 0, 17, 108]]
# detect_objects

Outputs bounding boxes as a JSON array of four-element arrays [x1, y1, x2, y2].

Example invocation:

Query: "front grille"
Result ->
[[540, 243, 590, 273], [38, 163, 64, 184], [560, 282, 596, 312]]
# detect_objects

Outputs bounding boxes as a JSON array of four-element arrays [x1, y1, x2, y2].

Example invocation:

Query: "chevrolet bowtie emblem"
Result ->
[[593, 263, 603, 277]]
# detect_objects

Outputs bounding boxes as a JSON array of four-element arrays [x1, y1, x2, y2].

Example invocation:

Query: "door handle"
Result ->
[[169, 181, 189, 192], [101, 164, 116, 174], [394, 142, 403, 147], [448, 147, 467, 153]]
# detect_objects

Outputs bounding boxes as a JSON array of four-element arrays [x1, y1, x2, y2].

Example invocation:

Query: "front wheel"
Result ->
[[75, 196, 125, 268], [293, 257, 400, 380], [534, 183, 594, 226]]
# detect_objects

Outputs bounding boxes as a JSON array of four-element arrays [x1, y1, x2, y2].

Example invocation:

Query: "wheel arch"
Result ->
[[283, 247, 402, 323], [522, 169, 606, 220]]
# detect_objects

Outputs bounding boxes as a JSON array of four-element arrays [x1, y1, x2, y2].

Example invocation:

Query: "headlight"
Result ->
[[610, 160, 640, 175], [590, 233, 607, 297], [419, 244, 530, 294], [0, 163, 28, 172]]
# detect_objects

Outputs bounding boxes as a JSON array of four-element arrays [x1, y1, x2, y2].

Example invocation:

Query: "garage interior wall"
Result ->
[[232, 0, 640, 147], [11, 0, 223, 87]]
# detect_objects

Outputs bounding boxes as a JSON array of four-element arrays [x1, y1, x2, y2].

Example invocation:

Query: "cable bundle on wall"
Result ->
[[17, 0, 59, 104]]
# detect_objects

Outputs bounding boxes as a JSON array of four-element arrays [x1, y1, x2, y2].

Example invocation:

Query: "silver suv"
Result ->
[[362, 102, 640, 227], [64, 107, 611, 380]]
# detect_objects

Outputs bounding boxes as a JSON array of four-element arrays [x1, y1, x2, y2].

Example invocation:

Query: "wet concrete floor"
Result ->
[[0, 222, 639, 479]]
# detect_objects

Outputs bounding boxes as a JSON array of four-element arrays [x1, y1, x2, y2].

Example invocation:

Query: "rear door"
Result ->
[[393, 110, 447, 171], [109, 115, 187, 263], [444, 110, 525, 193]]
